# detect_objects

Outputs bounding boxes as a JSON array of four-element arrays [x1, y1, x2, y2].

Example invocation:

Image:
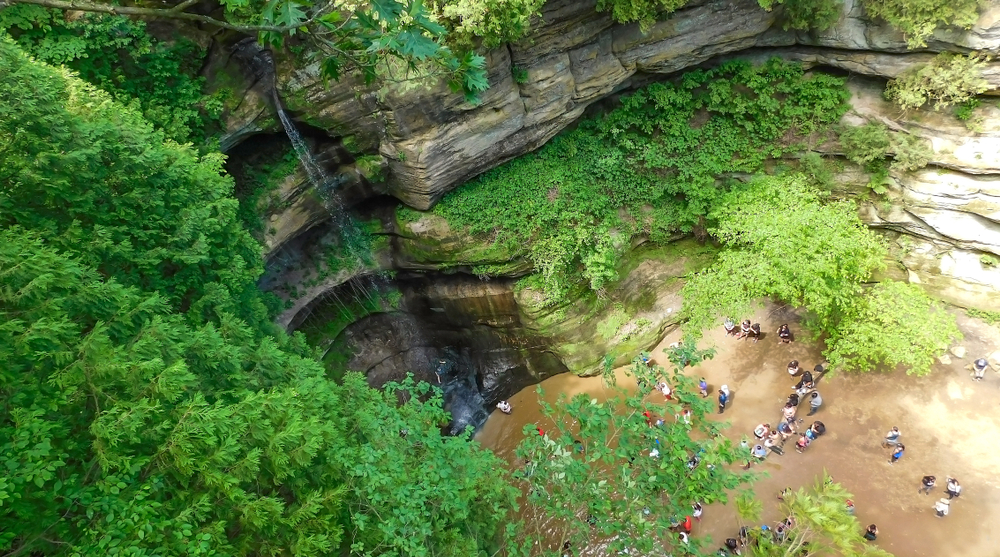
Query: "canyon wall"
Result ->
[[209, 0, 1000, 421]]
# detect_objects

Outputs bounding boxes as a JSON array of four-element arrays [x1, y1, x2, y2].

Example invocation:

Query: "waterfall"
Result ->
[[274, 94, 341, 199]]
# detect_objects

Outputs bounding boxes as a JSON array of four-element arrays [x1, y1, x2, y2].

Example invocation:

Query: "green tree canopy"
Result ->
[[682, 175, 887, 335], [681, 174, 960, 375], [738, 476, 894, 557], [825, 281, 961, 377], [0, 38, 269, 327], [0, 42, 516, 556], [0, 0, 493, 101], [861, 0, 981, 49]]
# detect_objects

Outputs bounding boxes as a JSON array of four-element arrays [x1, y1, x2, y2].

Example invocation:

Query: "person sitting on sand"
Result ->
[[497, 400, 512, 414], [748, 323, 761, 343], [777, 420, 796, 441], [795, 434, 810, 453], [864, 524, 878, 541], [724, 318, 738, 336], [777, 324, 793, 344], [934, 498, 950, 517], [973, 358, 988, 381], [754, 423, 771, 440]]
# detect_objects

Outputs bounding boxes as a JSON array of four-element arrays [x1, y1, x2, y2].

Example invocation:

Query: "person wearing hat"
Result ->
[[934, 498, 950, 517], [973, 358, 989, 381]]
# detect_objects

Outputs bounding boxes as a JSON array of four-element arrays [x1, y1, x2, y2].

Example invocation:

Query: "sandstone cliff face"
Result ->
[[832, 80, 1000, 311], [212, 0, 1000, 342], [221, 0, 1000, 210]]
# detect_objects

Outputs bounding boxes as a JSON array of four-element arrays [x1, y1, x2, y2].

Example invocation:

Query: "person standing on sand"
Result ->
[[782, 402, 797, 423], [699, 378, 708, 398], [788, 360, 800, 376], [777, 324, 793, 344], [934, 498, 950, 517], [718, 388, 729, 414], [884, 426, 902, 447], [808, 391, 822, 416], [889, 444, 904, 464], [920, 475, 936, 495], [946, 477, 962, 499]]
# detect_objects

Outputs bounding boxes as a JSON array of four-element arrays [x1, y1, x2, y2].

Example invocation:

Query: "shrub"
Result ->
[[434, 0, 546, 49], [759, 0, 843, 31], [889, 133, 932, 172], [885, 52, 990, 111], [840, 122, 891, 168], [427, 59, 850, 304], [798, 151, 836, 189], [840, 122, 931, 177], [682, 175, 887, 334], [826, 281, 961, 376], [861, 0, 981, 48], [595, 0, 688, 30]]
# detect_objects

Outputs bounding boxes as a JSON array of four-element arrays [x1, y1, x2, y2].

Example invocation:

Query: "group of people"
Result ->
[[919, 474, 963, 518], [724, 319, 795, 345]]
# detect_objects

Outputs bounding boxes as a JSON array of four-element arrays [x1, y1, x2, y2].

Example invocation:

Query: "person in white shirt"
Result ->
[[946, 478, 962, 499], [934, 498, 950, 517], [496, 400, 512, 414], [884, 426, 901, 447]]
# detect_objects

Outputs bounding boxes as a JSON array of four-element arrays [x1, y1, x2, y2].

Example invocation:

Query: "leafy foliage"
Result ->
[[433, 0, 546, 49], [742, 476, 894, 557], [861, 0, 981, 48], [0, 39, 268, 328], [1, 0, 491, 103], [885, 52, 990, 111], [839, 122, 931, 190], [682, 175, 959, 376], [428, 59, 850, 304], [840, 122, 892, 168], [0, 42, 516, 556], [509, 355, 749, 556], [682, 175, 887, 335], [595, 0, 688, 30], [758, 0, 843, 31], [0, 6, 215, 143], [825, 281, 961, 376]]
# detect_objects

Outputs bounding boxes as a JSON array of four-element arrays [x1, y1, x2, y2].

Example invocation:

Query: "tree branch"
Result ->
[[0, 0, 291, 32]]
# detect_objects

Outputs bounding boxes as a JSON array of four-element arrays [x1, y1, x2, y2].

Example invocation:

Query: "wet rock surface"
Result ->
[[332, 275, 567, 433]]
